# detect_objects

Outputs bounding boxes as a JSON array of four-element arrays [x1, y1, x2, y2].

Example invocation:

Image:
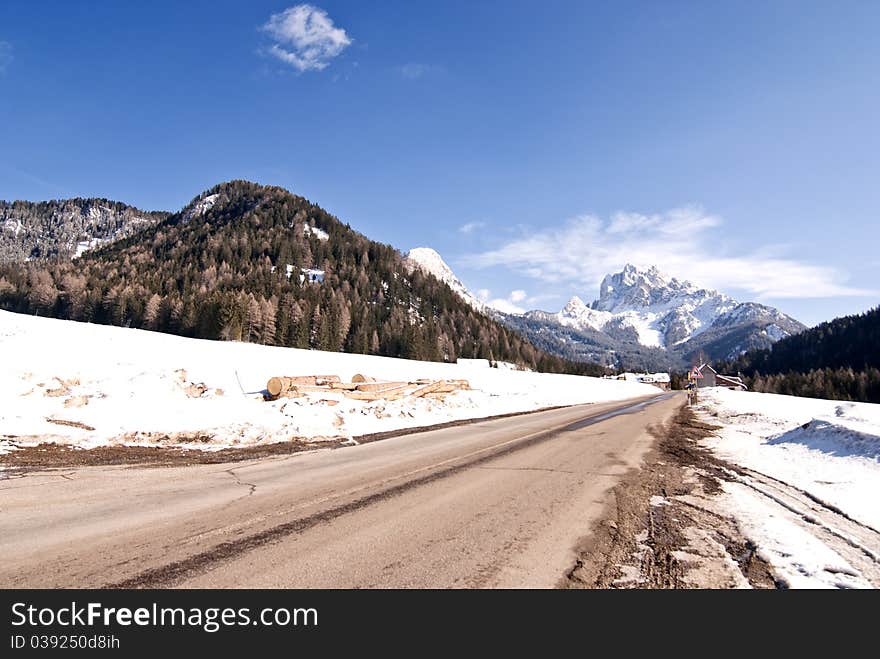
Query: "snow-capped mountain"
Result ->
[[404, 247, 487, 312], [523, 264, 805, 366], [546, 264, 781, 349], [402, 250, 805, 370]]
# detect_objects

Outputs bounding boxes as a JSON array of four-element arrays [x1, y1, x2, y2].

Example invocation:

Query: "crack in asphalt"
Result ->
[[224, 469, 257, 497]]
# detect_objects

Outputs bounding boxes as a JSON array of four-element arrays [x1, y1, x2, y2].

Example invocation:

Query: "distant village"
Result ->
[[603, 363, 747, 392]]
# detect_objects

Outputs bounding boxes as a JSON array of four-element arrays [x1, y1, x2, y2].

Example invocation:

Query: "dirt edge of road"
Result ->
[[563, 404, 783, 589], [0, 404, 614, 471]]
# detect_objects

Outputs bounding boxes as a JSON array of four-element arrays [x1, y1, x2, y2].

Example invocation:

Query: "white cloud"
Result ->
[[487, 298, 525, 314], [262, 5, 351, 72], [480, 289, 529, 314], [398, 63, 428, 80], [0, 42, 12, 74], [397, 63, 443, 80], [459, 221, 486, 234], [466, 206, 875, 300]]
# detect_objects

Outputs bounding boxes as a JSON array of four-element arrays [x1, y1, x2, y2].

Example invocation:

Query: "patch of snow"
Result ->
[[183, 194, 219, 222], [304, 224, 329, 241], [762, 324, 789, 342], [299, 268, 324, 284], [3, 218, 23, 236], [74, 238, 105, 258], [695, 387, 880, 587]]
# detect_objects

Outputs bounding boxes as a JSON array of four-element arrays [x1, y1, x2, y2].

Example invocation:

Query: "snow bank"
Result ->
[[698, 388, 880, 531], [0, 311, 657, 452], [696, 388, 880, 587]]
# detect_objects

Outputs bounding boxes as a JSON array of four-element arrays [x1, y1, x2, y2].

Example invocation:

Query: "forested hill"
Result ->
[[721, 305, 880, 402], [0, 197, 168, 263], [0, 181, 602, 374]]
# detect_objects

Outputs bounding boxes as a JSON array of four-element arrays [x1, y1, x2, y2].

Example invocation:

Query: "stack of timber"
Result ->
[[265, 374, 470, 402]]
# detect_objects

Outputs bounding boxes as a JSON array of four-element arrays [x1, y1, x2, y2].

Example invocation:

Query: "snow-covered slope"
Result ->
[[404, 247, 487, 312], [0, 311, 656, 453], [696, 388, 880, 588]]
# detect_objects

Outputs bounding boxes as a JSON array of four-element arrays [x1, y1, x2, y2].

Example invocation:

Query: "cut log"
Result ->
[[355, 381, 409, 392], [46, 418, 95, 431], [290, 385, 339, 394], [446, 379, 471, 389], [432, 382, 466, 394], [351, 374, 376, 383], [344, 384, 412, 401], [268, 375, 341, 396], [329, 382, 359, 390], [267, 377, 288, 397]]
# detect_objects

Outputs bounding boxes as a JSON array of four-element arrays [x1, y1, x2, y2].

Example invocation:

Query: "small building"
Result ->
[[693, 363, 746, 390], [603, 371, 671, 390]]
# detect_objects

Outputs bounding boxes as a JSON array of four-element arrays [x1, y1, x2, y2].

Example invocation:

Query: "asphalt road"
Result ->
[[0, 393, 681, 588]]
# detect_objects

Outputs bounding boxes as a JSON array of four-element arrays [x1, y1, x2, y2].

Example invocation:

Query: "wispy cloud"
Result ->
[[262, 5, 351, 72], [458, 221, 486, 234], [466, 206, 875, 300], [396, 62, 442, 80], [477, 288, 530, 314], [0, 41, 12, 75]]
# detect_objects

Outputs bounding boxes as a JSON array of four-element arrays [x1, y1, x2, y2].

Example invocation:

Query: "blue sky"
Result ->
[[1, 1, 878, 326]]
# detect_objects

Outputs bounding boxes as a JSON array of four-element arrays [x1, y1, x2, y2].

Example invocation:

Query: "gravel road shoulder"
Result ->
[[564, 404, 782, 589]]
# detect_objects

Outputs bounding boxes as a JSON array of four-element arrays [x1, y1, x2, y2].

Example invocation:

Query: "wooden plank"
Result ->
[[409, 380, 447, 398], [355, 381, 409, 392], [432, 382, 466, 393]]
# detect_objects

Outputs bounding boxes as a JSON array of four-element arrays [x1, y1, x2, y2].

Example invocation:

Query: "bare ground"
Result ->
[[564, 405, 783, 589], [0, 437, 345, 470]]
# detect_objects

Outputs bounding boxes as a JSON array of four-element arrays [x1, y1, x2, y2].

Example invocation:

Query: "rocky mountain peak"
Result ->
[[561, 295, 588, 318], [594, 264, 704, 312]]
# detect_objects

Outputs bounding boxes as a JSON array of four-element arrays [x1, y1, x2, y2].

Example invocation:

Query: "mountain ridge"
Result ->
[[0, 198, 168, 263], [400, 251, 806, 370], [0, 181, 602, 376]]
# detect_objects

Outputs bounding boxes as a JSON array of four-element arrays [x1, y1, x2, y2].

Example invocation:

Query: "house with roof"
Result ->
[[693, 363, 747, 390]]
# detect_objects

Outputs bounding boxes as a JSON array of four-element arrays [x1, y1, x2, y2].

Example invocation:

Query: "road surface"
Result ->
[[0, 393, 681, 588]]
